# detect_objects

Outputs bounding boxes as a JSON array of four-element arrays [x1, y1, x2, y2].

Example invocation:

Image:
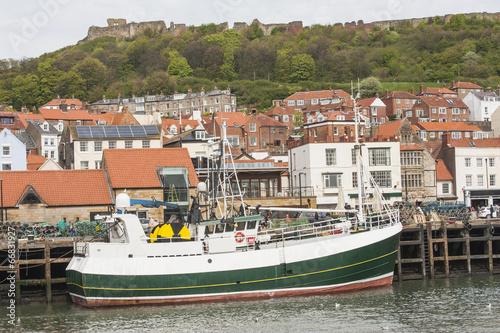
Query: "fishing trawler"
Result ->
[[66, 114, 402, 308]]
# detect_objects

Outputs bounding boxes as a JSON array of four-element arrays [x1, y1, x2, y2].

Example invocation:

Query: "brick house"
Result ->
[[283, 89, 351, 110], [358, 94, 387, 125], [407, 96, 469, 125], [381, 90, 418, 119], [413, 122, 486, 141], [449, 81, 484, 100]]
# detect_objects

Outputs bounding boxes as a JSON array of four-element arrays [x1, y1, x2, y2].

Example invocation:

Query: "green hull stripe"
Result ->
[[67, 249, 397, 292]]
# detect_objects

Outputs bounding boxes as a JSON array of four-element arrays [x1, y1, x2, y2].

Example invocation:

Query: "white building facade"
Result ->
[[463, 91, 500, 121], [289, 142, 402, 209]]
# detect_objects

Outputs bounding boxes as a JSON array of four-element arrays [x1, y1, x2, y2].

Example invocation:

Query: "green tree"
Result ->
[[167, 51, 193, 78], [144, 71, 177, 95], [274, 50, 291, 82], [72, 57, 109, 91], [290, 54, 315, 82], [292, 110, 304, 128], [11, 74, 40, 109], [358, 76, 383, 99]]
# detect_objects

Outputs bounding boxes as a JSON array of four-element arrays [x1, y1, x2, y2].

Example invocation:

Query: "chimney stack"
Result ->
[[60, 100, 68, 113], [443, 82, 447, 88], [57, 95, 60, 104], [451, 80, 455, 88], [419, 84, 423, 95], [411, 88, 415, 95], [385, 89, 389, 98]]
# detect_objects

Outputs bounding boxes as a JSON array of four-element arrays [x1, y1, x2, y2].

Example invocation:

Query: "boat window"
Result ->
[[214, 224, 224, 233], [247, 221, 257, 230], [236, 221, 246, 231], [204, 225, 214, 235], [225, 223, 235, 232]]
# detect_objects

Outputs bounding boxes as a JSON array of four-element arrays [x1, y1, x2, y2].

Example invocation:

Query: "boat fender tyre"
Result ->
[[491, 226, 495, 235], [235, 232, 245, 243], [466, 223, 472, 231], [433, 243, 438, 252]]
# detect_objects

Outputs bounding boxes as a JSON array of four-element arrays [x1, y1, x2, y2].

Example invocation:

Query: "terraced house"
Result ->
[[406, 96, 469, 125]]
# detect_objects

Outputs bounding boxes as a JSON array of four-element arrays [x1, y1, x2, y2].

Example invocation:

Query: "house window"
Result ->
[[369, 148, 390, 166], [142, 140, 150, 148], [287, 100, 295, 106], [249, 123, 256, 132], [334, 127, 338, 135], [125, 141, 133, 149], [477, 158, 483, 167], [324, 173, 342, 188], [76, 120, 82, 125], [311, 99, 318, 105], [432, 108, 437, 114], [442, 183, 449, 194], [95, 161, 102, 169], [490, 175, 496, 187], [94, 142, 102, 152], [271, 127, 275, 134], [262, 140, 266, 147], [439, 108, 446, 114], [44, 138, 49, 145], [396, 99, 400, 104], [478, 175, 484, 187], [283, 115, 289, 122], [80, 142, 88, 152], [465, 158, 471, 167], [352, 172, 358, 187], [50, 139, 55, 146], [196, 131, 205, 140], [466, 175, 472, 187], [2, 145, 10, 157], [489, 158, 495, 167], [80, 161, 89, 169], [370, 171, 392, 187], [405, 173, 422, 188], [249, 137, 257, 146], [325, 149, 336, 166], [401, 151, 422, 166], [297, 100, 304, 106], [108, 141, 117, 149], [2, 163, 12, 171], [452, 132, 461, 139], [50, 151, 55, 158], [227, 136, 239, 146], [351, 149, 357, 165]]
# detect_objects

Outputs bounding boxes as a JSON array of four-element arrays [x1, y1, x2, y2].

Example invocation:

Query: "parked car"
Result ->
[[478, 206, 499, 219]]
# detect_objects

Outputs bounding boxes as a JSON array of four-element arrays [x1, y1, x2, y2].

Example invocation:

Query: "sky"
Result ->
[[1, 0, 499, 60]]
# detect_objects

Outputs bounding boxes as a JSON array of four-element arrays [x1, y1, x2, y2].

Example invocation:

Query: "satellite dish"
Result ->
[[234, 122, 239, 127], [116, 191, 131, 211]]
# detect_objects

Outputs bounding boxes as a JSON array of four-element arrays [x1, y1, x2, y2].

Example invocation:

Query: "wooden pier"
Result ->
[[395, 220, 500, 281], [1, 220, 499, 303]]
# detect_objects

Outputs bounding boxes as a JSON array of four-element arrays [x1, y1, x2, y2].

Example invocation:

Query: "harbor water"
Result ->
[[3, 275, 499, 332]]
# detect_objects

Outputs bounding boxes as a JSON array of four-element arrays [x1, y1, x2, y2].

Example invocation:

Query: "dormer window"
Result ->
[[43, 123, 48, 131]]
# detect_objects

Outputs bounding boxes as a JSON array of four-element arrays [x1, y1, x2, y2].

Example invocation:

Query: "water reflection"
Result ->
[[4, 275, 499, 333]]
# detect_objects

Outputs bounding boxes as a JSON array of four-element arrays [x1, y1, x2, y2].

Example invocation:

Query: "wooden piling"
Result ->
[[45, 239, 51, 302]]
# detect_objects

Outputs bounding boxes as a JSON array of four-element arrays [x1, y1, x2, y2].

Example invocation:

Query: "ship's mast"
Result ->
[[353, 80, 365, 223]]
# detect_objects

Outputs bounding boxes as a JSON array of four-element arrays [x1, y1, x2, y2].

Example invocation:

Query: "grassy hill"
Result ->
[[1, 14, 499, 110]]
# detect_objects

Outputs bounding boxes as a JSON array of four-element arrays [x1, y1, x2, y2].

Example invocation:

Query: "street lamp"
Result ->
[[299, 172, 305, 208]]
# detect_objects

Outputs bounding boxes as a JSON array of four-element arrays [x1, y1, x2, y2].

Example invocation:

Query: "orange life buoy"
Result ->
[[235, 232, 245, 243]]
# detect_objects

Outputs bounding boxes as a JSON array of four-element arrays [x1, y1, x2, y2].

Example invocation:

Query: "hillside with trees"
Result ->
[[1, 14, 500, 111]]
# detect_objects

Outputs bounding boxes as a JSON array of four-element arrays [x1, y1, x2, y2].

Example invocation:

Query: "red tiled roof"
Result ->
[[162, 118, 200, 133], [416, 122, 481, 132], [103, 148, 199, 189], [274, 162, 289, 168], [285, 89, 350, 100], [39, 109, 92, 121], [213, 112, 248, 127], [382, 91, 417, 100], [450, 82, 483, 90], [26, 154, 47, 170], [0, 170, 112, 207], [17, 113, 46, 128], [449, 138, 500, 148], [264, 105, 296, 116], [417, 96, 468, 108], [420, 87, 457, 95], [371, 119, 404, 140], [40, 98, 83, 109], [436, 159, 453, 181], [357, 97, 376, 107], [400, 144, 424, 151], [250, 114, 287, 127]]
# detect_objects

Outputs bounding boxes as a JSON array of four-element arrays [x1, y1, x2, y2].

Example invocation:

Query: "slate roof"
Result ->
[[0, 170, 112, 207], [13, 132, 37, 150], [103, 148, 199, 189]]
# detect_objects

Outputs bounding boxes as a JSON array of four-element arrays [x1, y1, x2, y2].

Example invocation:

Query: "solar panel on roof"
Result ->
[[77, 126, 92, 138], [104, 126, 119, 138], [143, 125, 158, 134], [117, 126, 133, 137], [131, 126, 147, 137], [90, 126, 106, 138]]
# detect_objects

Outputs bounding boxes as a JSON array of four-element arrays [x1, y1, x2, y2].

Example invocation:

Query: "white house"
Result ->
[[288, 142, 402, 209], [438, 136, 500, 208], [462, 90, 500, 121], [25, 121, 61, 162], [60, 125, 162, 170], [0, 129, 27, 170]]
